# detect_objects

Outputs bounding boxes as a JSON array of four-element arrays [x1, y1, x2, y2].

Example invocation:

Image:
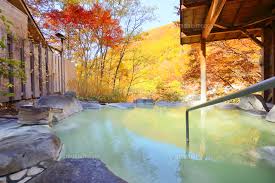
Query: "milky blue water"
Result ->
[[54, 106, 275, 183]]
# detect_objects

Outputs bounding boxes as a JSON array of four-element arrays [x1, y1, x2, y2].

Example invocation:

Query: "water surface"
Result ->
[[54, 106, 275, 183]]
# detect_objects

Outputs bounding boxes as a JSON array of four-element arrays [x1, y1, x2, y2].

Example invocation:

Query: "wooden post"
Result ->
[[21, 39, 25, 99], [30, 41, 35, 98], [272, 20, 275, 104], [7, 35, 14, 101], [262, 27, 272, 102], [45, 47, 49, 95], [200, 39, 207, 102], [24, 40, 32, 99], [38, 44, 43, 96]]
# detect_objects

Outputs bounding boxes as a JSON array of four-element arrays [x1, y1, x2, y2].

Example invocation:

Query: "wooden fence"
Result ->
[[0, 37, 65, 102], [0, 0, 69, 103]]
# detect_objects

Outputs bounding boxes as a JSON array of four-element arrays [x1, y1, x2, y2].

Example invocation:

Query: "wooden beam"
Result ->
[[231, 0, 243, 26], [183, 28, 261, 38], [203, 0, 218, 37], [214, 23, 227, 29], [202, 0, 227, 39], [272, 20, 275, 104], [241, 29, 264, 47], [242, 16, 275, 28], [180, 4, 208, 11]]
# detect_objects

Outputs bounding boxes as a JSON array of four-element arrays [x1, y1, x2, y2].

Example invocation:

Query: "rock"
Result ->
[[266, 103, 274, 110], [134, 99, 154, 105], [266, 106, 275, 122], [155, 101, 185, 107], [0, 124, 62, 176], [39, 160, 56, 169], [15, 100, 35, 110], [18, 177, 32, 183], [238, 94, 269, 112], [80, 101, 102, 109], [9, 169, 27, 180], [215, 103, 238, 110], [37, 95, 83, 122], [241, 110, 267, 117], [0, 177, 6, 183], [108, 103, 135, 109], [134, 99, 154, 108], [28, 159, 127, 183], [27, 167, 44, 176], [18, 106, 53, 125], [249, 146, 275, 167], [64, 91, 77, 98]]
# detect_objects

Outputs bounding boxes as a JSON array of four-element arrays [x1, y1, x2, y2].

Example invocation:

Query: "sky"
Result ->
[[141, 0, 179, 31]]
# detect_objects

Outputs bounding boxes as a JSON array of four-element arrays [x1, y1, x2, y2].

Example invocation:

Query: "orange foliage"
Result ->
[[183, 39, 261, 97], [44, 3, 123, 48]]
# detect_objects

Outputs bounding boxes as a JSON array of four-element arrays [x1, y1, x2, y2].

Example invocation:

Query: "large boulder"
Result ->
[[134, 99, 154, 105], [266, 106, 275, 122], [238, 94, 269, 112], [29, 159, 127, 183], [249, 146, 275, 167], [18, 106, 53, 125], [0, 122, 62, 176], [80, 101, 103, 109], [64, 91, 77, 98], [37, 95, 83, 121], [15, 100, 36, 110]]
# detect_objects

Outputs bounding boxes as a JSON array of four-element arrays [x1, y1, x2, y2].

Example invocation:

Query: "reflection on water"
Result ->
[[54, 106, 275, 183]]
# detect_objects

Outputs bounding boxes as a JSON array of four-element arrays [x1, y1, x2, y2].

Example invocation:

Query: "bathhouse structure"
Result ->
[[0, 0, 75, 102], [179, 0, 275, 103]]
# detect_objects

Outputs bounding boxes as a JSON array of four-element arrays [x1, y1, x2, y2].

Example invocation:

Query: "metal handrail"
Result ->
[[185, 76, 275, 143]]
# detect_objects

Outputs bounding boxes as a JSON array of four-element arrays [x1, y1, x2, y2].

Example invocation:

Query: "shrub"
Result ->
[[155, 80, 184, 102]]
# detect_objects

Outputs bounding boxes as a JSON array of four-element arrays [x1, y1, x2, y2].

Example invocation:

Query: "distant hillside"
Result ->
[[124, 23, 191, 98]]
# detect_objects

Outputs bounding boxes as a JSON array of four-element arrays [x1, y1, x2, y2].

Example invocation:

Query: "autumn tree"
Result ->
[[103, 0, 155, 91], [44, 3, 123, 90], [183, 39, 261, 98]]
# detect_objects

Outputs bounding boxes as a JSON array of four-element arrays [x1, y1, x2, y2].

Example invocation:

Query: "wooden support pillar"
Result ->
[[272, 20, 275, 104], [38, 44, 43, 96], [200, 39, 207, 102], [7, 35, 14, 101], [262, 27, 272, 102], [45, 47, 49, 95], [21, 39, 26, 99], [30, 41, 35, 98]]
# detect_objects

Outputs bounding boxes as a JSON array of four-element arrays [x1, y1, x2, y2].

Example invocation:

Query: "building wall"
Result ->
[[0, 0, 72, 102], [0, 0, 28, 39]]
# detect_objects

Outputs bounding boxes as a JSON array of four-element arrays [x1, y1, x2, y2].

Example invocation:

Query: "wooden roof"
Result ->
[[180, 0, 274, 44], [7, 0, 46, 45]]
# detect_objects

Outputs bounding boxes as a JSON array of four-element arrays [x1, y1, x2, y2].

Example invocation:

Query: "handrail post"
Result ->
[[186, 110, 190, 144]]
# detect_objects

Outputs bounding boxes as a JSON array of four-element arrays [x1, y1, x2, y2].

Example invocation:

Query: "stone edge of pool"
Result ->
[[0, 92, 127, 183]]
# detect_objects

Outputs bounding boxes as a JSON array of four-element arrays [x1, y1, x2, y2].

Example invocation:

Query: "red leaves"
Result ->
[[44, 3, 123, 48]]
